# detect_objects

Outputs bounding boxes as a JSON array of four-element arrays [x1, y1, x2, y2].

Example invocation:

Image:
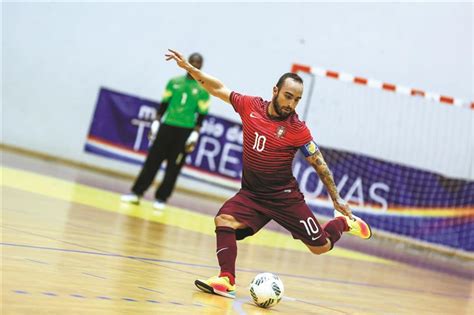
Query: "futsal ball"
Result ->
[[249, 272, 284, 308]]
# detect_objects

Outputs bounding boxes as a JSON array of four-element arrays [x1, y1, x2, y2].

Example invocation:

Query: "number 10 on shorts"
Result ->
[[300, 217, 321, 240]]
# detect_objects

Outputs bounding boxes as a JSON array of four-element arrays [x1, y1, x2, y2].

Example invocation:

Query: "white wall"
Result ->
[[3, 2, 473, 180]]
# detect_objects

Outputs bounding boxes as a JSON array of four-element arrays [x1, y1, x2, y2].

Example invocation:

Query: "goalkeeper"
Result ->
[[121, 52, 210, 210]]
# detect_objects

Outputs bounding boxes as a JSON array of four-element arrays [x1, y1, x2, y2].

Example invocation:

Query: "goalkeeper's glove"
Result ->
[[148, 120, 160, 145], [184, 130, 200, 153]]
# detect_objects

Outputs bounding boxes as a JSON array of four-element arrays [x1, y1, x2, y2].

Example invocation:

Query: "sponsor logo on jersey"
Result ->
[[275, 126, 286, 138]]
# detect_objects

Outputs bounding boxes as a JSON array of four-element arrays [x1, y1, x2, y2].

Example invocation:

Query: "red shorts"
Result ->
[[217, 189, 328, 246]]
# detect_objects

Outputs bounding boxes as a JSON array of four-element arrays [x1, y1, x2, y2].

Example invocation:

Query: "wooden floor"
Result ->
[[1, 149, 473, 314]]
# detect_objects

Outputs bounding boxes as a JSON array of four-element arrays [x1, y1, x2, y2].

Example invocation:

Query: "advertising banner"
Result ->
[[85, 88, 474, 251]]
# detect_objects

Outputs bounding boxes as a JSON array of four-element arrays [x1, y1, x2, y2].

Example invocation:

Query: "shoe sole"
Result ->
[[194, 279, 235, 299]]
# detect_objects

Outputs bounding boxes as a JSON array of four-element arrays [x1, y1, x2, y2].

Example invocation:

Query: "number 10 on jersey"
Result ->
[[253, 132, 266, 152]]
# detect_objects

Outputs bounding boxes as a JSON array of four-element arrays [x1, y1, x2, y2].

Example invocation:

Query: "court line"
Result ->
[[2, 223, 213, 280], [97, 296, 112, 300], [128, 256, 211, 279], [24, 258, 49, 265], [82, 272, 107, 280], [2, 242, 471, 300], [9, 289, 203, 308], [4, 166, 471, 313], [2, 224, 120, 256], [43, 292, 58, 297], [122, 297, 138, 302], [1, 166, 394, 265], [4, 208, 205, 260], [137, 287, 164, 294]]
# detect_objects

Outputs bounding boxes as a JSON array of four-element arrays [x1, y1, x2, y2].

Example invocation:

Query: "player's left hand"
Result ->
[[165, 49, 192, 71], [333, 198, 353, 219], [185, 130, 200, 153]]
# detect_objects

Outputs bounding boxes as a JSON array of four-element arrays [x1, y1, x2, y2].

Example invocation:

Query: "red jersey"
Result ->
[[230, 92, 313, 196]]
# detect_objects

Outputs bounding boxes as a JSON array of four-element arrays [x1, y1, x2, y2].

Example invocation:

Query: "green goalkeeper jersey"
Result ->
[[161, 76, 210, 129]]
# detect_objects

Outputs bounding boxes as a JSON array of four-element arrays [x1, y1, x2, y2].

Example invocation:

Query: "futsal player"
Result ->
[[166, 49, 372, 298]]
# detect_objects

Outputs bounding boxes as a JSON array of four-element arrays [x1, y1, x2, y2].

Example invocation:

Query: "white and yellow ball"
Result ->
[[249, 272, 284, 308]]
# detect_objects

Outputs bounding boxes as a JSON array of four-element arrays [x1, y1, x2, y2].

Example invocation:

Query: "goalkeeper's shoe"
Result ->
[[195, 275, 236, 299], [335, 211, 372, 239], [120, 193, 140, 205]]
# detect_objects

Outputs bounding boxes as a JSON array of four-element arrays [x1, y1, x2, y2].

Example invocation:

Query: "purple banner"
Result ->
[[85, 87, 242, 188]]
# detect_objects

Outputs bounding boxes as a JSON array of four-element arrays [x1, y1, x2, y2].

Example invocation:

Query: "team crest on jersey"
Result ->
[[275, 126, 286, 138]]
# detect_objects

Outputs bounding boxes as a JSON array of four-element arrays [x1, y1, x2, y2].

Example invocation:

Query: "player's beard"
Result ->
[[272, 94, 294, 119]]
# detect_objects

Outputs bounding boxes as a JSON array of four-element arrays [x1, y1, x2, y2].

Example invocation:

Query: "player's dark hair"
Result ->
[[276, 72, 303, 89], [188, 52, 203, 62]]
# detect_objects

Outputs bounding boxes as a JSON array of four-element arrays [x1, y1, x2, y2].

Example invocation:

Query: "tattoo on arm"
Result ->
[[308, 151, 340, 201]]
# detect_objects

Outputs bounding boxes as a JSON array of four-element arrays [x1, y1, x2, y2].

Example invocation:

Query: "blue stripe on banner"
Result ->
[[85, 143, 238, 192], [179, 172, 237, 192], [85, 144, 144, 165]]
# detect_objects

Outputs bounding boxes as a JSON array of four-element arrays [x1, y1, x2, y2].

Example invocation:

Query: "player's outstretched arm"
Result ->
[[165, 49, 231, 104], [306, 150, 353, 218]]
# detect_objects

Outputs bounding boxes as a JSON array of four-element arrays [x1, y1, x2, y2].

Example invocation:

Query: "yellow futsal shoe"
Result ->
[[195, 275, 236, 299], [335, 211, 372, 239]]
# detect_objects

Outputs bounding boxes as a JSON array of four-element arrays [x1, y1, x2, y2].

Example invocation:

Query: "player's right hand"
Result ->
[[148, 120, 160, 145]]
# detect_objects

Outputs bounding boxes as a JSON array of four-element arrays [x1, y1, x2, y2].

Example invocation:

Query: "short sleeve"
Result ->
[[197, 91, 211, 114], [293, 123, 313, 147], [230, 92, 256, 114], [161, 80, 173, 103]]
